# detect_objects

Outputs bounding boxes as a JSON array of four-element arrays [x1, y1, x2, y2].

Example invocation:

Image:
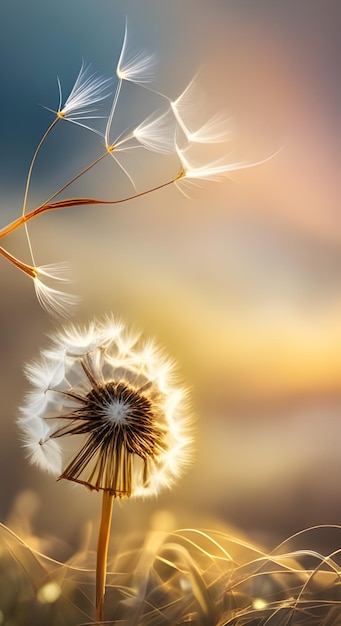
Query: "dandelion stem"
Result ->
[[40, 151, 110, 207], [105, 78, 122, 147], [0, 246, 37, 278], [22, 117, 59, 218], [21, 117, 59, 269], [96, 490, 114, 623], [0, 173, 182, 240]]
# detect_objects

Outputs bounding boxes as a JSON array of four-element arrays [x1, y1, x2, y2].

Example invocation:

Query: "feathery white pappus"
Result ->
[[18, 317, 193, 498]]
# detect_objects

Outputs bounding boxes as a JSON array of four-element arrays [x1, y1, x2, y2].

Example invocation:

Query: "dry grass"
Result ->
[[1, 522, 340, 625]]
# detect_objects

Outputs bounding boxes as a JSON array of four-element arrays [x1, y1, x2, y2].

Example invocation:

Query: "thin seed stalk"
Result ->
[[0, 174, 180, 241], [0, 246, 37, 278], [96, 491, 114, 623]]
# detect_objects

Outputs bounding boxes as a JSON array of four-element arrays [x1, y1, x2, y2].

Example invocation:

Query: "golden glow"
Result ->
[[252, 598, 268, 610], [150, 509, 177, 532], [37, 581, 62, 604]]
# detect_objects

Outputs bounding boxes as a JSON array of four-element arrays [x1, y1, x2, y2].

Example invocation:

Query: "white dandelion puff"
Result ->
[[176, 142, 247, 183], [133, 108, 177, 154], [19, 417, 62, 475], [34, 280, 79, 319], [19, 389, 58, 417], [116, 20, 155, 84], [24, 352, 65, 391], [33, 264, 80, 319], [59, 62, 111, 117], [171, 78, 203, 121], [171, 78, 233, 143], [43, 62, 112, 133], [175, 143, 283, 198], [18, 316, 193, 498], [185, 113, 235, 144]]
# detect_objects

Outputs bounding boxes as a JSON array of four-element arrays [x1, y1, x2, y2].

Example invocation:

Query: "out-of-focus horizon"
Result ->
[[0, 0, 340, 556]]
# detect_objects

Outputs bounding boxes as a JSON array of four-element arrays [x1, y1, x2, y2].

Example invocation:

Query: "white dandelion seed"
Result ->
[[175, 142, 247, 183], [116, 20, 155, 85], [184, 113, 235, 144], [18, 316, 193, 499], [171, 78, 233, 144], [19, 417, 63, 475], [24, 351, 65, 391], [44, 62, 112, 133], [133, 108, 177, 154], [176, 143, 283, 190], [33, 264, 80, 319], [105, 20, 155, 152]]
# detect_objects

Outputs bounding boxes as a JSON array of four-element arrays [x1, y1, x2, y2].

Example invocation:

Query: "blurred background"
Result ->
[[0, 0, 340, 559]]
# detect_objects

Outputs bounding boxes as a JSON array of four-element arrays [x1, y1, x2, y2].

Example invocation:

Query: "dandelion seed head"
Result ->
[[104, 397, 130, 424], [18, 316, 193, 498]]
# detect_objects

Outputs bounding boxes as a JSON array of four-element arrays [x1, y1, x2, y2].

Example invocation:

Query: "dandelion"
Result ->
[[52, 62, 112, 132], [17, 62, 112, 288], [171, 78, 234, 143], [175, 142, 281, 195], [133, 108, 177, 154], [116, 20, 155, 85], [183, 113, 235, 144], [0, 21, 278, 317], [33, 265, 80, 319], [18, 316, 193, 621], [175, 142, 247, 187], [0, 248, 79, 318], [104, 19, 155, 151]]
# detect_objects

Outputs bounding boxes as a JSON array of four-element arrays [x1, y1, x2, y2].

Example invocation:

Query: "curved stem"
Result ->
[[0, 173, 182, 240], [40, 150, 110, 207], [22, 117, 59, 267], [0, 246, 37, 278], [96, 491, 114, 623], [22, 117, 59, 217], [105, 78, 122, 147]]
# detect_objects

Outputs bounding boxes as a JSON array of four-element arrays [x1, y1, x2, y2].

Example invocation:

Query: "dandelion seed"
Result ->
[[116, 20, 155, 84], [171, 78, 233, 143], [19, 416, 62, 475], [185, 113, 234, 144], [176, 143, 282, 192], [23, 351, 65, 391], [48, 62, 112, 132], [171, 78, 203, 122], [0, 248, 80, 318], [175, 142, 247, 184], [133, 108, 177, 154], [33, 264, 80, 319]]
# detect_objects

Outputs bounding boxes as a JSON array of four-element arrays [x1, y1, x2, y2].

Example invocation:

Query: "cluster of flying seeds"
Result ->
[[0, 21, 273, 318]]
